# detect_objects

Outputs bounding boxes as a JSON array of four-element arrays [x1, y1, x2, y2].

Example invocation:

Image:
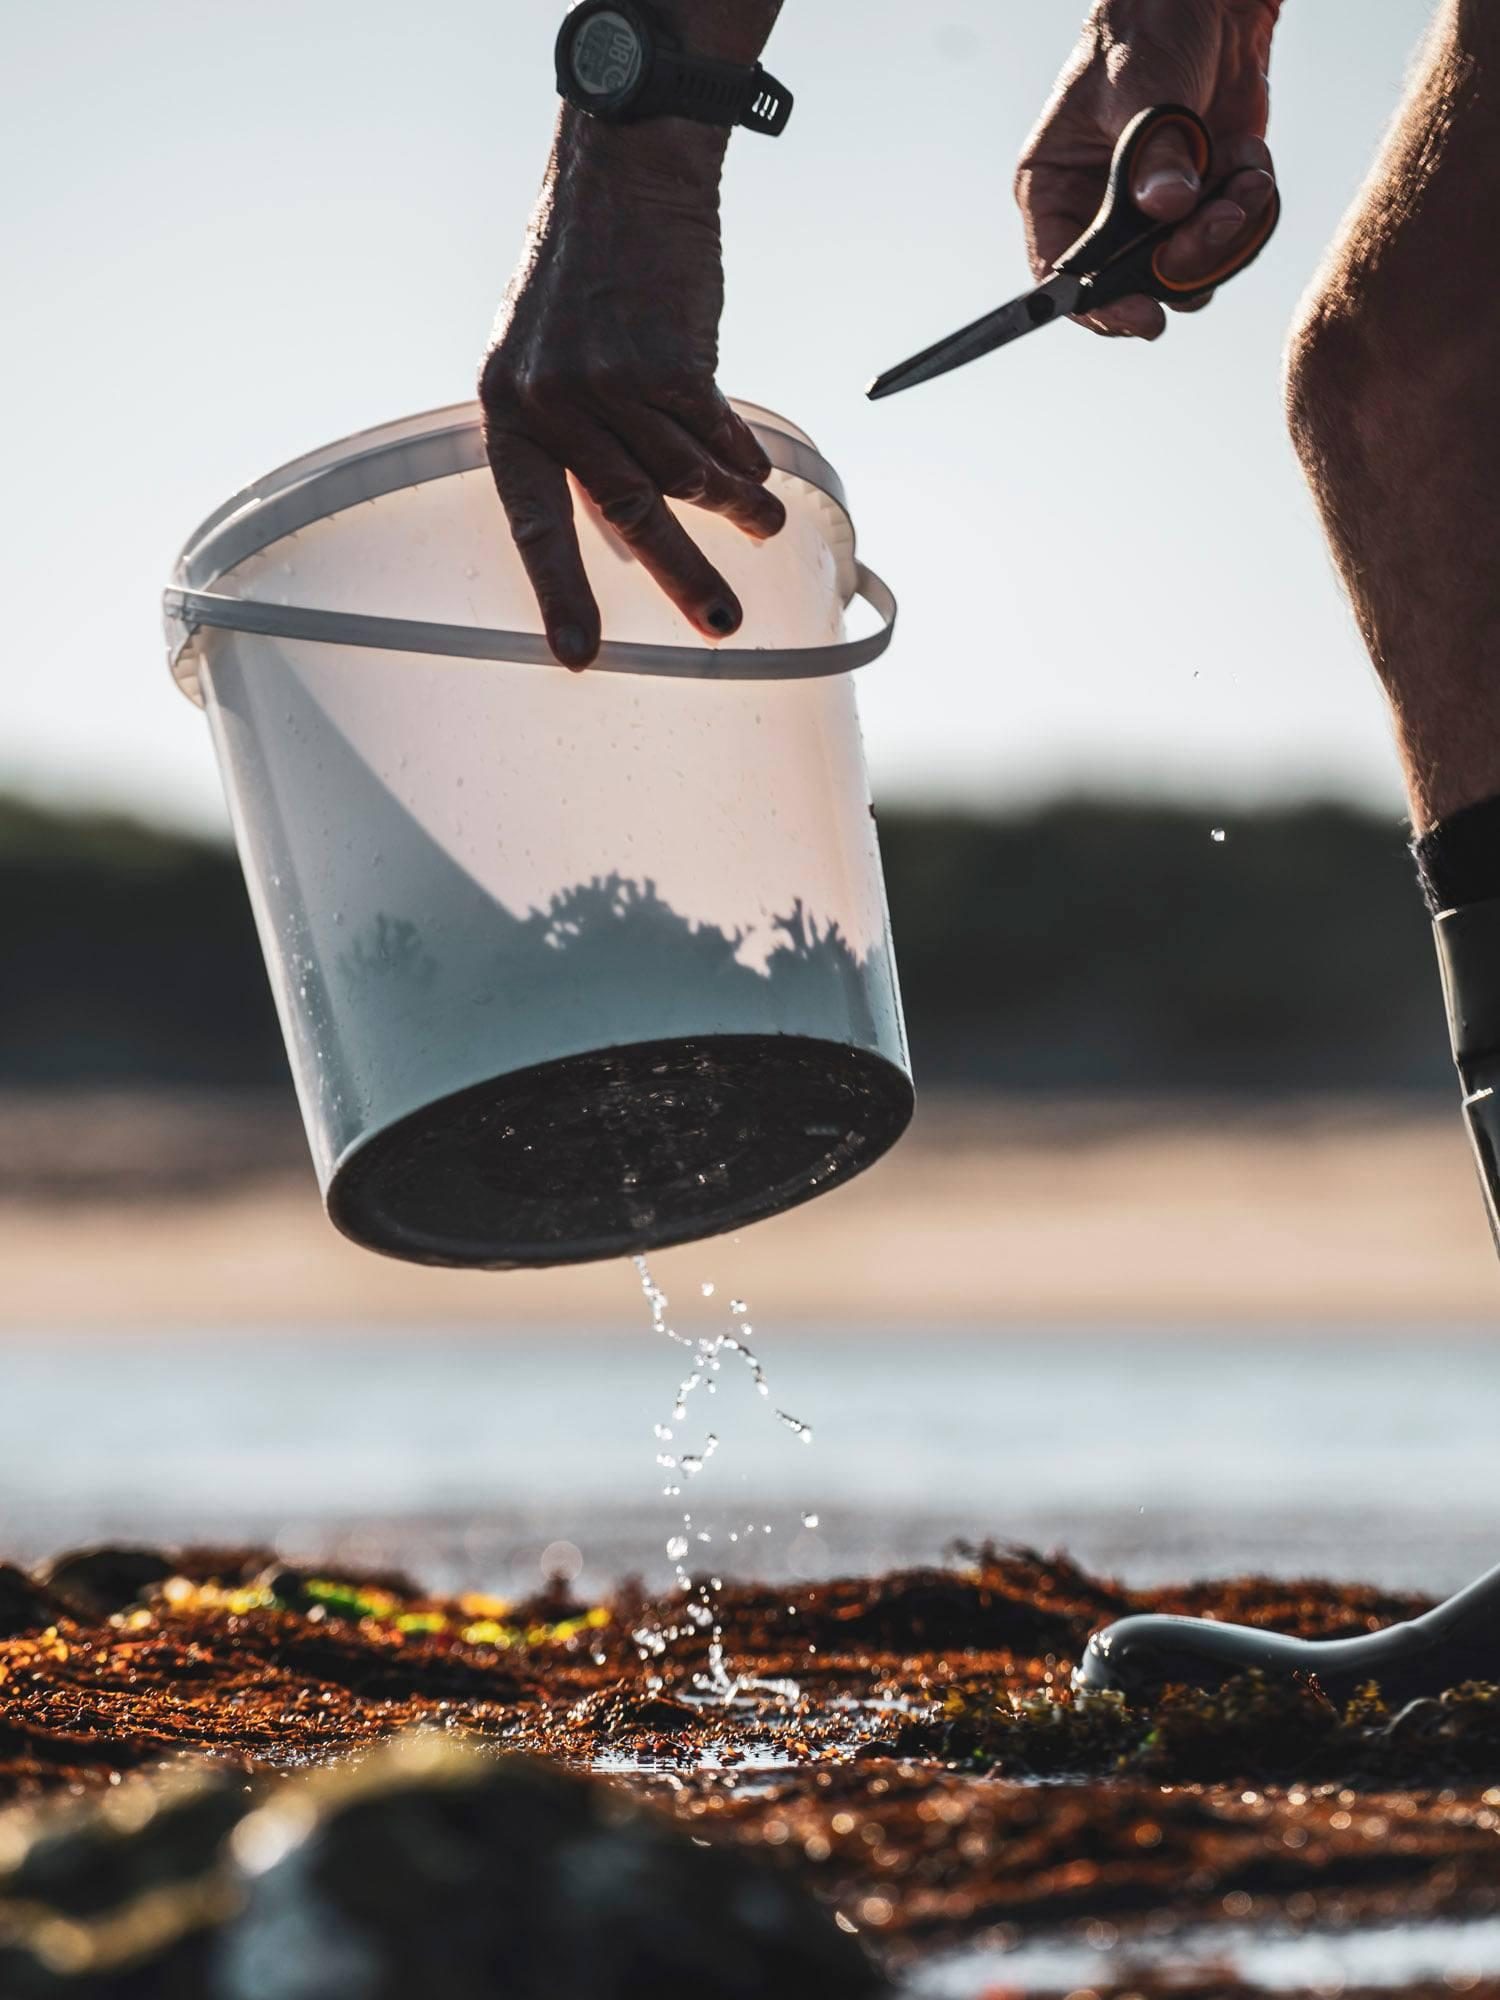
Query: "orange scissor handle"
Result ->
[[1055, 104, 1280, 312]]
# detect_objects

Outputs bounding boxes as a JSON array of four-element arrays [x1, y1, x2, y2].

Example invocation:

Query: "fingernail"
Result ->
[[706, 603, 738, 635], [1205, 208, 1246, 247], [553, 623, 591, 666], [1136, 168, 1198, 206], [1240, 169, 1276, 213]]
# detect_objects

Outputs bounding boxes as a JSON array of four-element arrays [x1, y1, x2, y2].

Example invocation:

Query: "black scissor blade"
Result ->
[[866, 274, 1086, 400]]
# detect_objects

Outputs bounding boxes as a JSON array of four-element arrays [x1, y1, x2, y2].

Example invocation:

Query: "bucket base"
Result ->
[[325, 1034, 914, 1269]]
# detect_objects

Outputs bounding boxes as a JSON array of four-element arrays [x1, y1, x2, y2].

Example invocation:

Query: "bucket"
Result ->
[[164, 401, 913, 1268]]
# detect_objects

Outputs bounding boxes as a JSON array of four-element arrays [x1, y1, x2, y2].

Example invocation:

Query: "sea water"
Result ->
[[1, 1330, 1498, 1597]]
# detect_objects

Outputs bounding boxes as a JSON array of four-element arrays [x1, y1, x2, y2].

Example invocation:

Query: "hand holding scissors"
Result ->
[[868, 106, 1281, 401]]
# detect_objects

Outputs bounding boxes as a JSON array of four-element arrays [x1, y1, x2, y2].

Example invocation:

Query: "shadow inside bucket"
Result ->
[[208, 652, 913, 1267]]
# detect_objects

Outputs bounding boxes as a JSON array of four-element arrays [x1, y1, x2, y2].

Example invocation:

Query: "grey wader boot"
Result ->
[[1069, 916, 1500, 1706], [1434, 900, 1500, 1245], [1075, 1558, 1500, 1704]]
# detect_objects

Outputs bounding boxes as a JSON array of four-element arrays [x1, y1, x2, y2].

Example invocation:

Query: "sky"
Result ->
[[2, 0, 1437, 833]]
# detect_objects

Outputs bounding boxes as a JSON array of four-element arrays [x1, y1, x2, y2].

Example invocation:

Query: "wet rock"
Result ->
[[0, 1771, 244, 1997], [37, 1547, 175, 1620], [218, 1739, 887, 2000], [0, 1564, 66, 1638], [0, 1741, 887, 1999]]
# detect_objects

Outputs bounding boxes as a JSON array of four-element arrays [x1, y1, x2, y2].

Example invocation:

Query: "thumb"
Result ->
[[1130, 121, 1204, 222], [1088, 24, 1214, 220]]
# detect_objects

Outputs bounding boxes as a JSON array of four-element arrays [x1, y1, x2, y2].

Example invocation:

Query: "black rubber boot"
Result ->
[[1433, 898, 1500, 1246], [1075, 1560, 1500, 1705]]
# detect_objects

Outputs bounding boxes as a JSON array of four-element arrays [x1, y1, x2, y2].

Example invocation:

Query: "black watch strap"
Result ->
[[557, 3, 793, 136], [642, 50, 792, 134]]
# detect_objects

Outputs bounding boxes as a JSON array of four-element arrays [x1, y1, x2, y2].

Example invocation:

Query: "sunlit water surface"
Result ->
[[0, 1324, 1494, 1596]]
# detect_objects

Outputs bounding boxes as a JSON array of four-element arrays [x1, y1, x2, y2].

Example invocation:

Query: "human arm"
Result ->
[[1016, 0, 1284, 339], [480, 2, 786, 668]]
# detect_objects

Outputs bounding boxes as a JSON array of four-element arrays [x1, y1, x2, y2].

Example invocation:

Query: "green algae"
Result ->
[[899, 1671, 1500, 1788]]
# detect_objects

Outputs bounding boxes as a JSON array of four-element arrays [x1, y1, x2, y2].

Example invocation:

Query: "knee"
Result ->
[[1282, 275, 1373, 493]]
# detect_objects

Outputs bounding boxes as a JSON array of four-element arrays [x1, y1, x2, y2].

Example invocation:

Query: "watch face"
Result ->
[[570, 10, 644, 99]]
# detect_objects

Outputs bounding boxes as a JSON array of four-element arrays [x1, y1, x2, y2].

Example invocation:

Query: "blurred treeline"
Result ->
[[0, 792, 1449, 1095]]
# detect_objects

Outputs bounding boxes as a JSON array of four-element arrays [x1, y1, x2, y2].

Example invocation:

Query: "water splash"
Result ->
[[631, 1256, 812, 1705]]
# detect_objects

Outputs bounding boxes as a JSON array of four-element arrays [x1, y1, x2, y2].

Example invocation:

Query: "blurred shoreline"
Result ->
[[7, 1088, 1496, 1330]]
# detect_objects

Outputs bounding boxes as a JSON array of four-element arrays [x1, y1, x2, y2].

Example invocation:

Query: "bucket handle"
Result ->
[[162, 564, 895, 696]]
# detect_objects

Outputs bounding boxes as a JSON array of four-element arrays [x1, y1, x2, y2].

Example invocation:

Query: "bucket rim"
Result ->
[[169, 397, 849, 595], [164, 400, 895, 698]]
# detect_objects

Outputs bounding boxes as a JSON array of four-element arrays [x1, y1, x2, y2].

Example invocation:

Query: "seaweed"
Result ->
[[900, 1670, 1500, 1789], [0, 1541, 1496, 1991]]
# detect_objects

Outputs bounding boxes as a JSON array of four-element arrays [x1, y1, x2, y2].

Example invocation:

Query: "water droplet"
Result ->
[[635, 1261, 806, 1706]]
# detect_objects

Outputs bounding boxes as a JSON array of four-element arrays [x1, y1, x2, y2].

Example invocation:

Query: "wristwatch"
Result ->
[[555, 0, 793, 136]]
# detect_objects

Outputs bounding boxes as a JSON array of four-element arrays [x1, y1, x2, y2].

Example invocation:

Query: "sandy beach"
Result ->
[[3, 1090, 1495, 1329]]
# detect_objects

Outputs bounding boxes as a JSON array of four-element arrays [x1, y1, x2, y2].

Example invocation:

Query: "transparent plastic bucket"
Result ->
[[164, 401, 913, 1268]]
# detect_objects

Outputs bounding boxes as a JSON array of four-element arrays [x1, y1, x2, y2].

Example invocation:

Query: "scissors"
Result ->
[[867, 104, 1281, 401]]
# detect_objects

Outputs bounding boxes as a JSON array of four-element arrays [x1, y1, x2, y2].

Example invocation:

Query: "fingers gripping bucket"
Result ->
[[164, 401, 913, 1268]]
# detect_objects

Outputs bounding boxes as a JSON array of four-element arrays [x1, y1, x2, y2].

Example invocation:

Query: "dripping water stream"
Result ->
[[632, 1256, 809, 1704]]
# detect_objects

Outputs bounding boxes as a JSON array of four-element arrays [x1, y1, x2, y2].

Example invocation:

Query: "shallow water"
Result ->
[[911, 1914, 1500, 1994], [0, 1324, 1495, 1596]]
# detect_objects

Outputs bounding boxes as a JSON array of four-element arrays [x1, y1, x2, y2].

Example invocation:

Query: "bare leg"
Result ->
[[1285, 0, 1500, 833]]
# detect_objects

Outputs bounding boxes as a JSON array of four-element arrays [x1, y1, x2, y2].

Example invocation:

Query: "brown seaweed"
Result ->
[[0, 1540, 1495, 1993]]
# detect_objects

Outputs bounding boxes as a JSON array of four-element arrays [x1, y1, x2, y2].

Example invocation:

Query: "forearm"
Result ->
[[484, 2, 786, 664]]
